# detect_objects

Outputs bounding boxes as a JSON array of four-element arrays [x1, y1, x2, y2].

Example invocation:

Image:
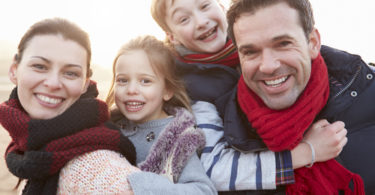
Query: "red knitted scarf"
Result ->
[[237, 54, 364, 194], [178, 39, 239, 68]]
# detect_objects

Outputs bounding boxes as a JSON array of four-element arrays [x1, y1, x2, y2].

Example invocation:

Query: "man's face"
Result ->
[[165, 0, 228, 53], [233, 2, 320, 110]]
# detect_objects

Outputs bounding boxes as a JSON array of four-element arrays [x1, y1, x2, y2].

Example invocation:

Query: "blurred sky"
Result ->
[[0, 0, 374, 69]]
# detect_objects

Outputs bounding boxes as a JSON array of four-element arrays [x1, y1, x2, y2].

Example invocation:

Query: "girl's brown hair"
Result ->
[[106, 35, 191, 111]]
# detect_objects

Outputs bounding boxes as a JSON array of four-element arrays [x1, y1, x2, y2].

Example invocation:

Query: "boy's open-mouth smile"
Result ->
[[197, 26, 217, 41]]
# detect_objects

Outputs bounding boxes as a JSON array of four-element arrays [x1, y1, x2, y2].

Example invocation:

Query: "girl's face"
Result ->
[[9, 34, 89, 119], [165, 0, 228, 53], [114, 50, 173, 124]]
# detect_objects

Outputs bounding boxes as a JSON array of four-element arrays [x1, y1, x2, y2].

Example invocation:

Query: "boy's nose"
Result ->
[[195, 13, 209, 30]]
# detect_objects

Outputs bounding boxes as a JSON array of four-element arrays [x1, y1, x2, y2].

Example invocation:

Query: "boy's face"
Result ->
[[165, 0, 228, 54]]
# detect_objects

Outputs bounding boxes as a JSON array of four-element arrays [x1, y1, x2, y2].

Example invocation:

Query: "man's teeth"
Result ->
[[265, 76, 288, 86], [37, 94, 62, 104]]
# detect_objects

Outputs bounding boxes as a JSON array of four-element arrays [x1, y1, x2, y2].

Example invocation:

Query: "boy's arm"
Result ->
[[192, 101, 294, 191]]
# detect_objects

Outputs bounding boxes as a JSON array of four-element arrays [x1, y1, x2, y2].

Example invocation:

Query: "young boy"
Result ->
[[150, 0, 295, 192], [152, 0, 240, 104]]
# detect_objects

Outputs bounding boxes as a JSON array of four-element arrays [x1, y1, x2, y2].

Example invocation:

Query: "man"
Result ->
[[210, 0, 373, 194]]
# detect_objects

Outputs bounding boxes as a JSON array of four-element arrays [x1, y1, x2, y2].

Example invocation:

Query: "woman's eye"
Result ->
[[64, 71, 80, 78], [32, 64, 47, 71]]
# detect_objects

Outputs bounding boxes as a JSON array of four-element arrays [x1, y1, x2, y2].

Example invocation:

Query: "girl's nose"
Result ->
[[126, 81, 139, 95]]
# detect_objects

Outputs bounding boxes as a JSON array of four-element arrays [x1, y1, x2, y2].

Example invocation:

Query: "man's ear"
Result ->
[[166, 32, 181, 45], [308, 28, 321, 59], [9, 59, 18, 85]]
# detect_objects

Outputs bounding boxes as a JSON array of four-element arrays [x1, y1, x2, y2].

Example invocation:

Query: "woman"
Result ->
[[0, 18, 136, 194]]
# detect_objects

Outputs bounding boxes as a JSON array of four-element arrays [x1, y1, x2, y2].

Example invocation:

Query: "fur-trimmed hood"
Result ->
[[138, 107, 205, 182]]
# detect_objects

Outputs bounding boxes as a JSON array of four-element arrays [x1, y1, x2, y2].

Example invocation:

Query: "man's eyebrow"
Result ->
[[272, 34, 295, 42]]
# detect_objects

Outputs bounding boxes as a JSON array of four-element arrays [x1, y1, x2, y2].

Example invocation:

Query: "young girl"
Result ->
[[105, 35, 217, 194], [0, 18, 136, 194]]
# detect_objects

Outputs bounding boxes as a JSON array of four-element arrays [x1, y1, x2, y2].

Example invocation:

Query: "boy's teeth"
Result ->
[[265, 76, 288, 86], [37, 94, 62, 104], [199, 27, 216, 40]]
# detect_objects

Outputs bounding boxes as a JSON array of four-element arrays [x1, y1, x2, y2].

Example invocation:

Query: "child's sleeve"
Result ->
[[58, 149, 140, 194], [128, 153, 217, 195], [193, 101, 295, 191]]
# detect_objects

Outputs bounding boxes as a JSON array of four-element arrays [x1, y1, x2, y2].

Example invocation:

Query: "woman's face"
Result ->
[[9, 34, 89, 119]]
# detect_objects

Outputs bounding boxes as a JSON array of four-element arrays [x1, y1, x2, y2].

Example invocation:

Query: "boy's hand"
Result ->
[[304, 119, 347, 162]]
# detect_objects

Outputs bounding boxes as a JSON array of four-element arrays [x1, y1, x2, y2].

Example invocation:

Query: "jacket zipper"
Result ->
[[331, 65, 362, 101]]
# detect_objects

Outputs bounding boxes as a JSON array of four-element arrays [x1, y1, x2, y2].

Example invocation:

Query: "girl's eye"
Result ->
[[141, 79, 151, 84], [116, 78, 128, 84]]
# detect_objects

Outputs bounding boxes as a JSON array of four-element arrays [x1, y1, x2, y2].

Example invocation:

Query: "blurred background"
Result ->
[[0, 0, 374, 194]]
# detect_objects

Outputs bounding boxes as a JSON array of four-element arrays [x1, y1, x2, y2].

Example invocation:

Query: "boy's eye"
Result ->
[[179, 17, 189, 24], [201, 3, 210, 10]]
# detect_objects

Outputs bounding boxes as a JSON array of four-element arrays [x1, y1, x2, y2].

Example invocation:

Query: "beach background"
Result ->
[[0, 0, 374, 194]]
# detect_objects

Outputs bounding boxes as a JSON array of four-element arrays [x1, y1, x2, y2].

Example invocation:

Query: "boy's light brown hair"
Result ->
[[151, 0, 172, 33]]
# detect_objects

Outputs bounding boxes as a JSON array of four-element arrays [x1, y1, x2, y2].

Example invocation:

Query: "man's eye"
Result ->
[[278, 41, 291, 47], [243, 50, 257, 56]]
